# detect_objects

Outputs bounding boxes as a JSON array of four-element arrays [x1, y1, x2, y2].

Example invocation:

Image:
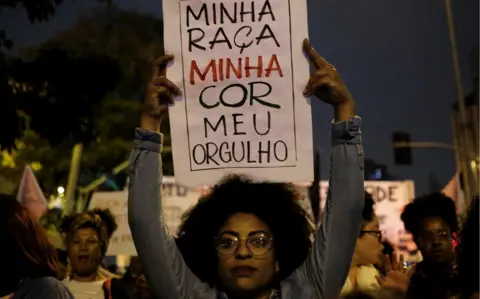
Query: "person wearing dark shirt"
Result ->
[[456, 196, 479, 299], [401, 192, 460, 299]]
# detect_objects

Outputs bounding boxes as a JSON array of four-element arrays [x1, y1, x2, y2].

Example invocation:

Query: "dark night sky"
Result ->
[[1, 0, 478, 194]]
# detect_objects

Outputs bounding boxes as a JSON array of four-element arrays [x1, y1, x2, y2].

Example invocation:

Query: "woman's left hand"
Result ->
[[302, 38, 355, 121]]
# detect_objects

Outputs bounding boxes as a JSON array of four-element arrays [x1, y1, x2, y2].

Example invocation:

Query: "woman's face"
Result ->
[[216, 213, 277, 296], [67, 228, 103, 277], [354, 216, 383, 265]]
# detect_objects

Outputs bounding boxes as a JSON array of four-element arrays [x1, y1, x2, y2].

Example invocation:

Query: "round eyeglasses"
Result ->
[[360, 230, 383, 241], [215, 231, 273, 257]]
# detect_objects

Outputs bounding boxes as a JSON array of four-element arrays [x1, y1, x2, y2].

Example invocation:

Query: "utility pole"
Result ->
[[445, 0, 478, 204]]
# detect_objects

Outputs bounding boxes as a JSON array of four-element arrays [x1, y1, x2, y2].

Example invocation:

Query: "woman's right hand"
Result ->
[[376, 254, 412, 293], [141, 54, 182, 132]]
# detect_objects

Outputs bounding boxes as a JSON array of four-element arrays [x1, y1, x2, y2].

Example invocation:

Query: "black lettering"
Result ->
[[259, 0, 275, 22], [232, 113, 246, 135], [234, 26, 253, 54], [209, 27, 233, 50], [256, 24, 280, 47], [249, 81, 279, 108], [206, 142, 220, 165], [191, 140, 290, 166], [365, 185, 374, 198], [220, 84, 248, 107], [274, 141, 288, 161], [253, 111, 271, 135], [219, 143, 232, 163], [388, 186, 397, 202], [247, 141, 256, 163], [220, 3, 237, 24], [192, 144, 207, 165], [186, 4, 208, 27], [187, 28, 206, 52], [204, 115, 227, 138], [232, 142, 245, 162], [258, 141, 271, 163], [240, 1, 254, 22], [199, 85, 218, 109], [376, 187, 387, 203]]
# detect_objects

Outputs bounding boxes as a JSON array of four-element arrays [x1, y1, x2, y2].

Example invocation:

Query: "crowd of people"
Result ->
[[0, 38, 478, 299]]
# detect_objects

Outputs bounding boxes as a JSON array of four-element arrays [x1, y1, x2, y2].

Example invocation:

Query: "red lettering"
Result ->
[[189, 55, 283, 84], [226, 58, 243, 80], [245, 56, 263, 78], [265, 54, 283, 77], [190, 59, 218, 85]]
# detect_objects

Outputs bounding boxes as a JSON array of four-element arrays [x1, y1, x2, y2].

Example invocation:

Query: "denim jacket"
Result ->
[[128, 117, 365, 299]]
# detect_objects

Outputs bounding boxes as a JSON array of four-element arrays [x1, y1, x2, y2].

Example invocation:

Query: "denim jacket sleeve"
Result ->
[[295, 116, 365, 299], [127, 129, 205, 299]]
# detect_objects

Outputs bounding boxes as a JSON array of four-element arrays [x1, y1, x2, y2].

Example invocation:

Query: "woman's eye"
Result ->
[[220, 238, 236, 248], [251, 237, 267, 247]]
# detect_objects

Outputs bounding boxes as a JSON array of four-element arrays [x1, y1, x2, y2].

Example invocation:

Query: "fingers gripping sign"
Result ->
[[301, 38, 354, 109]]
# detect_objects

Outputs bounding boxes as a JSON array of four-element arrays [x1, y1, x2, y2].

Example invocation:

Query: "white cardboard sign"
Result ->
[[163, 0, 314, 187]]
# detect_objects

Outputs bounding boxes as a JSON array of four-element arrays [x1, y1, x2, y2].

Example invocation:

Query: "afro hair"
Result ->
[[175, 175, 314, 286], [401, 192, 458, 238]]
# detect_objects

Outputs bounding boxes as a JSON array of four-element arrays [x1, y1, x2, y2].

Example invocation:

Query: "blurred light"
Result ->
[[57, 186, 65, 194], [53, 197, 63, 208], [471, 160, 478, 170], [374, 168, 383, 180]]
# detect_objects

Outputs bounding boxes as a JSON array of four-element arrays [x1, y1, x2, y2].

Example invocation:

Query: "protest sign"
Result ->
[[163, 0, 314, 187], [88, 191, 134, 256], [89, 177, 209, 255], [90, 177, 417, 259]]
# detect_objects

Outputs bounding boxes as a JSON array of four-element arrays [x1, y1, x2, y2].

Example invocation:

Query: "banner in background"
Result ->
[[90, 179, 416, 259]]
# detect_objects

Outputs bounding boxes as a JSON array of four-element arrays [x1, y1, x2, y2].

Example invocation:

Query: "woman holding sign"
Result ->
[[128, 39, 364, 299]]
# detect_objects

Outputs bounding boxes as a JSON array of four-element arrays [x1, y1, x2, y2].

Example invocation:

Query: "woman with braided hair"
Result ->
[[61, 208, 118, 299]]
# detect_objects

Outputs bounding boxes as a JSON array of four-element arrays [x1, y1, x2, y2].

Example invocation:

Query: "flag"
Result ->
[[17, 165, 48, 219]]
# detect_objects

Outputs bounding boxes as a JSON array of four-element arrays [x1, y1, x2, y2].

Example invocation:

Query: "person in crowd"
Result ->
[[341, 192, 383, 295], [456, 196, 479, 299], [0, 194, 73, 299], [375, 241, 394, 276], [60, 208, 118, 299], [401, 192, 460, 299], [135, 274, 153, 299], [109, 257, 144, 299], [128, 38, 365, 299]]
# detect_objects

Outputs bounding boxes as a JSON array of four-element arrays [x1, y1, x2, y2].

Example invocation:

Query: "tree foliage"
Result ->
[[0, 7, 172, 195], [0, 0, 111, 50]]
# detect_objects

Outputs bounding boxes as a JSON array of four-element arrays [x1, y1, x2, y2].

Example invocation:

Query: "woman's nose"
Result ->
[[235, 240, 250, 258]]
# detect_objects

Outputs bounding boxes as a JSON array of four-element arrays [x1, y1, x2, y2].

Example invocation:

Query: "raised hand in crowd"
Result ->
[[376, 254, 412, 293]]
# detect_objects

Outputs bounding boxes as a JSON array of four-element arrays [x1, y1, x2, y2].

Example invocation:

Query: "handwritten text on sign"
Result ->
[[183, 1, 295, 170], [165, 0, 313, 186]]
